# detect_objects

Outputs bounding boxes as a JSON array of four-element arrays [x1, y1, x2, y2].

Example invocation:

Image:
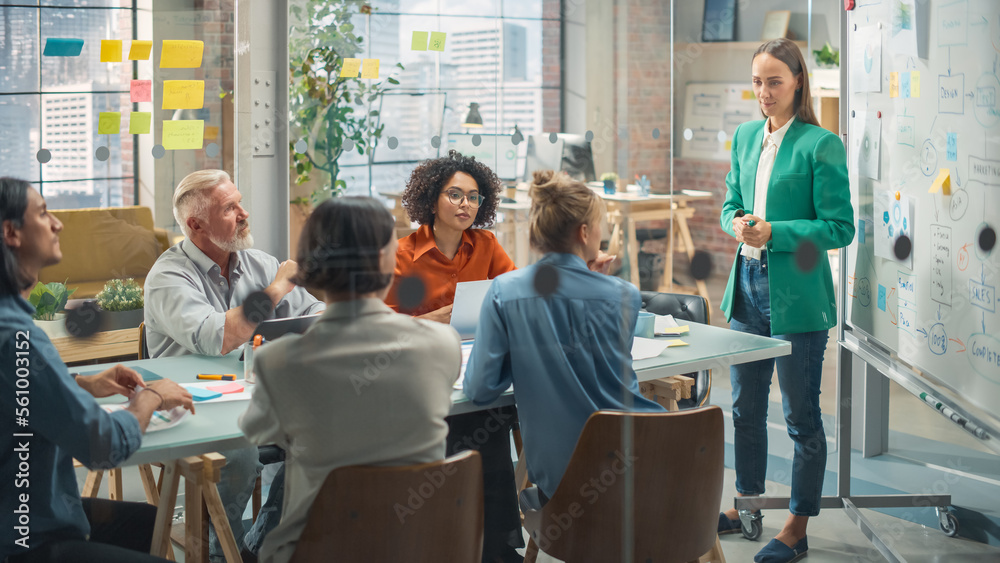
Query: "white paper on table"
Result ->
[[654, 314, 679, 330], [631, 337, 670, 361], [101, 402, 190, 432], [182, 379, 254, 403]]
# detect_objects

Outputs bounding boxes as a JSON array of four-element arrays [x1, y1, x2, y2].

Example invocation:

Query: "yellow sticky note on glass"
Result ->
[[741, 90, 754, 100], [129, 112, 151, 134], [98, 112, 121, 134], [100, 40, 122, 62], [411, 31, 428, 51], [205, 126, 219, 141], [725, 140, 732, 151], [162, 80, 205, 110], [160, 40, 204, 68], [929, 168, 951, 194], [361, 58, 379, 79], [889, 72, 899, 98], [429, 31, 447, 51], [128, 40, 152, 60], [665, 339, 689, 348], [340, 58, 361, 78], [162, 120, 204, 150], [911, 71, 920, 97]]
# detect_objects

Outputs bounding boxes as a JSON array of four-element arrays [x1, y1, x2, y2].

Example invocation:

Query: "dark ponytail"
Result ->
[[0, 177, 31, 297]]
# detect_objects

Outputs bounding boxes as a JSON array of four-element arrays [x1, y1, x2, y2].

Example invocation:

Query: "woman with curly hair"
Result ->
[[384, 150, 515, 323]]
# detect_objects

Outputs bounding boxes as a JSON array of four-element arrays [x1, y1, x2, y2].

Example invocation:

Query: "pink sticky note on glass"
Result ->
[[131, 80, 151, 103], [207, 382, 244, 394]]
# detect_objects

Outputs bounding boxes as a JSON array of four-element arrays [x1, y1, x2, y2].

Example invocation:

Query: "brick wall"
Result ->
[[187, 0, 235, 174], [541, 0, 561, 132], [673, 158, 737, 279]]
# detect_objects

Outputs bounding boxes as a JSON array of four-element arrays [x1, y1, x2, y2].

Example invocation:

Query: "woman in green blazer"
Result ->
[[717, 38, 855, 563]]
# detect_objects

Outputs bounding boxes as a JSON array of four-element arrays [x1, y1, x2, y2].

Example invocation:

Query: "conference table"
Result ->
[[90, 322, 790, 561]]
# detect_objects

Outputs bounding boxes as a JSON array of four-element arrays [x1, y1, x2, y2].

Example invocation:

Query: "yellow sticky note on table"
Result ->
[[657, 325, 690, 336], [129, 112, 151, 134], [128, 40, 152, 60], [162, 120, 204, 150], [98, 112, 121, 134], [162, 80, 205, 110], [340, 58, 361, 78], [741, 90, 754, 100], [429, 31, 447, 51], [411, 31, 428, 51], [160, 40, 204, 68], [665, 339, 689, 348], [889, 72, 899, 98], [100, 40, 122, 62], [911, 71, 920, 97], [204, 126, 219, 141], [929, 168, 951, 194], [361, 58, 379, 79]]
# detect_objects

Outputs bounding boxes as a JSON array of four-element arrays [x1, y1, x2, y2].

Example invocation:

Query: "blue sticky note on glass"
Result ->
[[43, 38, 84, 57], [187, 387, 222, 401], [900, 72, 911, 98], [858, 220, 865, 244], [877, 284, 887, 311], [946, 133, 957, 161]]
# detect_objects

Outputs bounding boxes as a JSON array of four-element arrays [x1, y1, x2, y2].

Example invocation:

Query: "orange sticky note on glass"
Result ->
[[340, 58, 361, 78], [429, 31, 447, 51], [162, 120, 204, 150], [361, 58, 379, 79], [207, 381, 244, 394], [98, 112, 121, 134], [129, 112, 151, 134], [130, 80, 151, 103], [162, 80, 205, 110], [929, 169, 951, 195], [160, 40, 204, 68], [204, 126, 219, 141], [100, 40, 122, 62], [128, 40, 152, 60]]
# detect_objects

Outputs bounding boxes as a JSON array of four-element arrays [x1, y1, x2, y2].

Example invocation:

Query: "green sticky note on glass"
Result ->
[[43, 38, 84, 57], [162, 120, 204, 150], [411, 31, 428, 51], [429, 31, 447, 52], [129, 112, 151, 134], [98, 112, 121, 134]]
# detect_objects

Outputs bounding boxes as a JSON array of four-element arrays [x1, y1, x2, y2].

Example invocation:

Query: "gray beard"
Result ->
[[211, 227, 254, 253]]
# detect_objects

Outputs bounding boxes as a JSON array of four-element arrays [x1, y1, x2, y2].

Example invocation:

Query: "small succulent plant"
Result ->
[[96, 278, 144, 312]]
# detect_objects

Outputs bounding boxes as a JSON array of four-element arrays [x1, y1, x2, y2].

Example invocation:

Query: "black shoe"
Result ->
[[717, 511, 762, 535]]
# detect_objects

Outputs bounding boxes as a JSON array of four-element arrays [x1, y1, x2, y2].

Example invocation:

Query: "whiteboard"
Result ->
[[680, 83, 760, 160], [844, 0, 1000, 423]]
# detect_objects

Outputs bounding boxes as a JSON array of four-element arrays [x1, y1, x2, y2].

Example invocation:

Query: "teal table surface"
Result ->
[[89, 322, 789, 466]]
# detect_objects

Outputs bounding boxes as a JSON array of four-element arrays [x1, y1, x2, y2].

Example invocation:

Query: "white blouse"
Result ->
[[741, 116, 795, 260]]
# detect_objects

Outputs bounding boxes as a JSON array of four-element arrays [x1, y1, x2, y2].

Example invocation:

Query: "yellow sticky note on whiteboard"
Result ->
[[741, 90, 754, 100], [162, 80, 205, 110], [160, 40, 204, 68], [129, 112, 151, 134], [340, 58, 361, 78], [889, 72, 899, 98], [162, 120, 204, 150], [361, 58, 379, 79], [98, 112, 121, 134], [100, 40, 122, 62], [911, 71, 920, 97], [128, 40, 152, 60], [929, 168, 951, 195]]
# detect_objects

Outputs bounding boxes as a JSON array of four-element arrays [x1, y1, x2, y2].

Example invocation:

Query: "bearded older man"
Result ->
[[144, 169, 323, 562]]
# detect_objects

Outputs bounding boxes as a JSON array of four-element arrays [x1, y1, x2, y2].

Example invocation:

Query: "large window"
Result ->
[[0, 1, 136, 209]]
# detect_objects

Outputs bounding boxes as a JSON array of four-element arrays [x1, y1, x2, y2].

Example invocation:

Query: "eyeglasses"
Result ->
[[442, 189, 482, 208]]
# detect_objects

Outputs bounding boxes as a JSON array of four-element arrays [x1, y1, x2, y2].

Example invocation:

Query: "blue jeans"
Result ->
[[729, 253, 828, 517], [208, 447, 284, 562]]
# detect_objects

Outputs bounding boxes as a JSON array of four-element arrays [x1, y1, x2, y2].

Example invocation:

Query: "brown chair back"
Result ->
[[522, 407, 724, 563], [289, 450, 483, 563], [138, 321, 149, 360]]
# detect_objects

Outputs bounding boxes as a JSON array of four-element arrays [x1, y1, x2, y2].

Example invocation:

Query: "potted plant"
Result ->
[[288, 0, 403, 207], [811, 42, 840, 90], [29, 281, 76, 339], [95, 278, 144, 332], [600, 172, 619, 195]]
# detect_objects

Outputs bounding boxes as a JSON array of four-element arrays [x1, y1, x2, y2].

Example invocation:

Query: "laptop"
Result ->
[[251, 314, 319, 343], [449, 280, 494, 340]]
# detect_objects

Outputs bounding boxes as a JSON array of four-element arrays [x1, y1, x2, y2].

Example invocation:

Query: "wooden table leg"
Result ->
[[108, 468, 123, 500], [82, 469, 103, 498], [200, 453, 242, 563], [179, 456, 209, 563], [674, 207, 710, 304], [139, 464, 160, 505], [151, 461, 180, 559], [627, 216, 640, 286]]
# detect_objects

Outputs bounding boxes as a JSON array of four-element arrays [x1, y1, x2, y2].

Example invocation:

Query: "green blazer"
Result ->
[[719, 118, 855, 335]]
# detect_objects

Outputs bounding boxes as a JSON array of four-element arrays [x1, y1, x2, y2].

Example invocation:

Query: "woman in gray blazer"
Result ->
[[239, 197, 462, 563]]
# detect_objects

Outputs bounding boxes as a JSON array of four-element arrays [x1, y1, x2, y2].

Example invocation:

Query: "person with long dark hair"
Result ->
[[239, 197, 460, 563], [0, 177, 193, 563], [718, 39, 855, 563]]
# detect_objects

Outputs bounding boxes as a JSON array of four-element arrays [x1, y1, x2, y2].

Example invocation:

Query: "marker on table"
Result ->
[[197, 374, 236, 381]]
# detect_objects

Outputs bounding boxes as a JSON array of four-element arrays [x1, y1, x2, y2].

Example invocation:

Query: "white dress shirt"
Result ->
[[741, 116, 795, 260]]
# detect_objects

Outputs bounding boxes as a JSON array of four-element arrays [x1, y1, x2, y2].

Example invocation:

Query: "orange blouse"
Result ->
[[385, 225, 516, 316]]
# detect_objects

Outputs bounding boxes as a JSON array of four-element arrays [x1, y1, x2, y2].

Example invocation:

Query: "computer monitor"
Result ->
[[447, 133, 519, 181], [523, 133, 597, 183]]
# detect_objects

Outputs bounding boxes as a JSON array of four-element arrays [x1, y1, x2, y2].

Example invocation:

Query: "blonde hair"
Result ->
[[753, 38, 821, 127], [528, 170, 603, 254], [172, 169, 231, 237]]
